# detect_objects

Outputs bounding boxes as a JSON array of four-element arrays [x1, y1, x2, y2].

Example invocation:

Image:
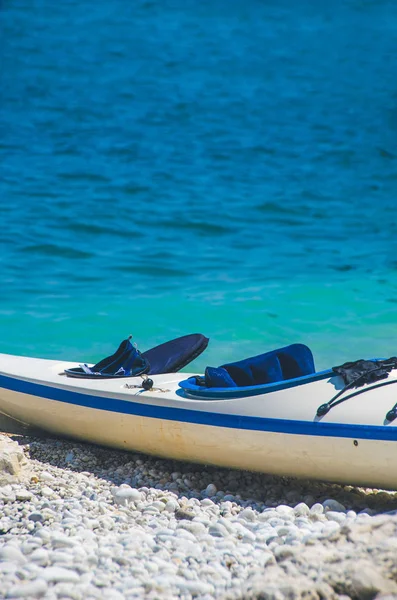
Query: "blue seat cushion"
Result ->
[[222, 353, 283, 386], [204, 367, 237, 388], [203, 343, 315, 388], [276, 344, 315, 379]]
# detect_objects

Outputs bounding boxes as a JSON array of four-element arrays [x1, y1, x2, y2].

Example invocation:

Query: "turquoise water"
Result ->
[[1, 0, 397, 372]]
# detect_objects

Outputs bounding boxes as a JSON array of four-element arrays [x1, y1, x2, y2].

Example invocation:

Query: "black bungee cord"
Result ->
[[316, 360, 397, 418]]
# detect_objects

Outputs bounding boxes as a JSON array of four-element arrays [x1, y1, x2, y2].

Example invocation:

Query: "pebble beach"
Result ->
[[3, 0, 397, 597], [2, 429, 397, 600]]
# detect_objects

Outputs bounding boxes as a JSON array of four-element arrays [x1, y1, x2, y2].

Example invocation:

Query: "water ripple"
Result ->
[[19, 244, 93, 260], [2, 0, 397, 363]]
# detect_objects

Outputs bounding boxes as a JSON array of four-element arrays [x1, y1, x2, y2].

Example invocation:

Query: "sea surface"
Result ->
[[1, 0, 397, 372]]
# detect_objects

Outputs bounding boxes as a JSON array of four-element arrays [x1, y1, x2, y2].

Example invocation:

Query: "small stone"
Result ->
[[150, 501, 165, 512], [39, 471, 55, 482], [323, 499, 346, 513], [34, 529, 51, 543], [15, 489, 33, 502], [28, 512, 44, 523], [277, 525, 299, 538], [0, 519, 11, 534], [41, 566, 80, 583], [274, 544, 298, 561], [223, 494, 235, 502], [65, 451, 74, 463], [238, 508, 256, 521], [0, 562, 17, 575], [205, 483, 217, 496], [112, 485, 141, 506], [0, 545, 27, 564], [310, 503, 324, 515], [276, 505, 295, 518], [326, 511, 347, 525], [101, 590, 125, 600], [177, 521, 207, 537], [175, 509, 195, 521], [51, 535, 77, 548], [164, 499, 178, 513], [209, 523, 230, 537], [176, 580, 214, 595], [349, 561, 397, 598], [294, 502, 310, 516], [258, 510, 277, 522], [30, 549, 49, 566], [6, 578, 48, 598]]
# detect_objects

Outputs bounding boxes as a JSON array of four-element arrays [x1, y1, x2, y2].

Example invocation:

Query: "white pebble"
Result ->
[[258, 510, 277, 522], [34, 529, 51, 543], [5, 578, 48, 598], [0, 545, 26, 565], [102, 590, 125, 600], [277, 525, 300, 538], [40, 566, 80, 583], [51, 535, 77, 548], [15, 490, 33, 502], [39, 471, 55, 482], [238, 508, 256, 521], [164, 499, 178, 513], [294, 502, 310, 516], [209, 523, 229, 537], [177, 521, 207, 537], [201, 498, 214, 507], [112, 486, 142, 506], [276, 505, 295, 519], [176, 580, 214, 595], [310, 503, 324, 515], [325, 511, 347, 525], [30, 549, 49, 566]]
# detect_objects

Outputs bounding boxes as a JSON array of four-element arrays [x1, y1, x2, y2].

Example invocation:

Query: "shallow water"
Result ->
[[1, 0, 397, 371]]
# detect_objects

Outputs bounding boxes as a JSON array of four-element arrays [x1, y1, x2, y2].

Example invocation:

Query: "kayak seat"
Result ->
[[277, 344, 315, 380], [64, 333, 209, 379], [205, 343, 315, 388]]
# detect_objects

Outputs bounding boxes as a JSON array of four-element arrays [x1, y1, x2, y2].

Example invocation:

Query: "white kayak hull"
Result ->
[[1, 353, 397, 489]]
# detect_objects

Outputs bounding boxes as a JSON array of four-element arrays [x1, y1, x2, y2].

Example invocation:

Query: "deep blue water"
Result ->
[[1, 0, 397, 370]]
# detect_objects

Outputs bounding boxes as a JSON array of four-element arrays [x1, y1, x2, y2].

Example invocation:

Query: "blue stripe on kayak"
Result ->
[[0, 373, 396, 441]]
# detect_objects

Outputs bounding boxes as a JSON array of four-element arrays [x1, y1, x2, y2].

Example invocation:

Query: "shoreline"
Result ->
[[1, 430, 397, 599]]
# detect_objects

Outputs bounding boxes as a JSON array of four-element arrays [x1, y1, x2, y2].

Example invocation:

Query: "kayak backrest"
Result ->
[[277, 344, 315, 380], [205, 343, 315, 388], [222, 352, 283, 387]]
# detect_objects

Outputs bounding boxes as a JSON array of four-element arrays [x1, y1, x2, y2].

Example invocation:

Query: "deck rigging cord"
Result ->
[[316, 358, 397, 417]]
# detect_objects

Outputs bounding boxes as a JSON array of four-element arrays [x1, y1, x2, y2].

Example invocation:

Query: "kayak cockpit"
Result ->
[[179, 343, 334, 399]]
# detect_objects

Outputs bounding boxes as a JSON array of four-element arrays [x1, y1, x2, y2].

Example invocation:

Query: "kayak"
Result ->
[[1, 341, 397, 490]]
